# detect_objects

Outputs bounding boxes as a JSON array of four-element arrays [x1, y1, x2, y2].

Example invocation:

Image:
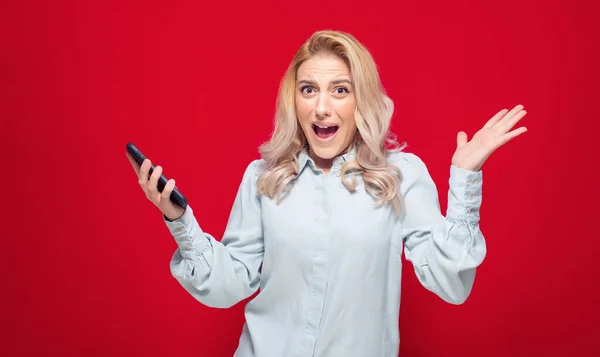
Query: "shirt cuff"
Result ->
[[163, 205, 211, 258], [447, 165, 483, 223]]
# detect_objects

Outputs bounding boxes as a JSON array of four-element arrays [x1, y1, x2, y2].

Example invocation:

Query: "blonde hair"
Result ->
[[257, 30, 406, 214]]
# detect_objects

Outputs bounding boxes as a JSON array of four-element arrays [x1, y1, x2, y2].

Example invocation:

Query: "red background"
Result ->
[[2, 0, 598, 356]]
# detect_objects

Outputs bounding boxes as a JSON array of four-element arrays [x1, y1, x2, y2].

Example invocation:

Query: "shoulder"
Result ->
[[241, 158, 265, 182], [386, 150, 430, 177], [386, 150, 437, 194], [234, 159, 266, 198]]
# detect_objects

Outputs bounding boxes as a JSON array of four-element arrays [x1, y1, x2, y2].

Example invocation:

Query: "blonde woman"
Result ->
[[127, 30, 527, 357]]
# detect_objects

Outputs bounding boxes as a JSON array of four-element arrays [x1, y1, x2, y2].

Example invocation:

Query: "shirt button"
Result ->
[[469, 194, 474, 200], [471, 179, 478, 184]]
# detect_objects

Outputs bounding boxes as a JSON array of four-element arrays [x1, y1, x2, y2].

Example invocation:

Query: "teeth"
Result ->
[[316, 124, 333, 128]]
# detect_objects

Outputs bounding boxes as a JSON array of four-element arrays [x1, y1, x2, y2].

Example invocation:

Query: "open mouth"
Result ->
[[312, 124, 339, 140]]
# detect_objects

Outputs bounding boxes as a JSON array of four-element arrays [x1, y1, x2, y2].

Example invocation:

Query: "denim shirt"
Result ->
[[164, 148, 486, 357]]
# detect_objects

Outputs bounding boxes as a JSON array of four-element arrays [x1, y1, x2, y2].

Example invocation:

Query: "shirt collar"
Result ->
[[297, 145, 357, 175]]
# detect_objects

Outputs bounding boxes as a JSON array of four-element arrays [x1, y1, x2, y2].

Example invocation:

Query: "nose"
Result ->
[[315, 92, 331, 118]]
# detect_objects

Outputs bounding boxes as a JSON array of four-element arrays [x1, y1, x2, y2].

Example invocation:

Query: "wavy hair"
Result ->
[[256, 30, 406, 214]]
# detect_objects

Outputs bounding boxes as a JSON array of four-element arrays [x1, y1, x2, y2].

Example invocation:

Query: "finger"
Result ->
[[498, 110, 527, 133], [138, 159, 151, 189], [161, 179, 176, 202], [499, 126, 528, 145], [484, 109, 509, 129], [456, 131, 468, 148], [493, 104, 524, 130], [126, 153, 141, 175], [147, 165, 163, 201]]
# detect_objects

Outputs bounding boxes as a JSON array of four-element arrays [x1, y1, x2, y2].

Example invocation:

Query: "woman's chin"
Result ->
[[309, 145, 342, 161]]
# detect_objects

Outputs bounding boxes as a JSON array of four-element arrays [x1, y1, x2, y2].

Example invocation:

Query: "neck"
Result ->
[[308, 145, 352, 175], [310, 154, 334, 174]]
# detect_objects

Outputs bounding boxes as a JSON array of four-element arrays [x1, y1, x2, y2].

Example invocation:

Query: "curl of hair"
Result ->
[[257, 30, 406, 215]]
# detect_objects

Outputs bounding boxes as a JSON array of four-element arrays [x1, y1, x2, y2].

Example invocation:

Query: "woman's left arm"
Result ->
[[398, 104, 527, 304]]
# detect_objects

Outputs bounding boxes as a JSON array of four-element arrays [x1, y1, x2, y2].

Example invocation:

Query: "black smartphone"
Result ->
[[126, 142, 188, 209]]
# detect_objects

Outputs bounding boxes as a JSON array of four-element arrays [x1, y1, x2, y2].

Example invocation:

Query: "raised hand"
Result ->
[[451, 104, 528, 172], [126, 152, 185, 221]]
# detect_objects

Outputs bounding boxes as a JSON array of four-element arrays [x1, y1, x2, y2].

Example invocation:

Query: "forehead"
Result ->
[[296, 53, 351, 80]]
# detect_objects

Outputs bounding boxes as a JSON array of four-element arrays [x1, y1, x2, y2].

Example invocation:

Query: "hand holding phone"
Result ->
[[126, 142, 188, 220]]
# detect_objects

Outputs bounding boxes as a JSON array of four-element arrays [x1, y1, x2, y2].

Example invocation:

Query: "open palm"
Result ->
[[452, 104, 528, 172]]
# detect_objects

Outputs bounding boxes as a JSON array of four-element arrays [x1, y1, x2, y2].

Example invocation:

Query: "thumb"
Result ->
[[456, 131, 468, 148]]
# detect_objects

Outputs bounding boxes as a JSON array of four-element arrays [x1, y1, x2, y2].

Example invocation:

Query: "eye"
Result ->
[[333, 87, 350, 96], [300, 86, 315, 94]]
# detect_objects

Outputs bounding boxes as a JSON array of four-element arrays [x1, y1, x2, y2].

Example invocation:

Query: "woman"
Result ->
[[127, 30, 527, 357]]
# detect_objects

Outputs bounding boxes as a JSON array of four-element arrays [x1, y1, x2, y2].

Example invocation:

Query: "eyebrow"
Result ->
[[297, 79, 353, 87]]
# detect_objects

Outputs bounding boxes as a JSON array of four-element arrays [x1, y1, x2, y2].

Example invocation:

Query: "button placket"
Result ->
[[300, 169, 330, 355]]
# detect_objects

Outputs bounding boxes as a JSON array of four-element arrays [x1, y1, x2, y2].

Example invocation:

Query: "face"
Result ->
[[295, 53, 357, 170]]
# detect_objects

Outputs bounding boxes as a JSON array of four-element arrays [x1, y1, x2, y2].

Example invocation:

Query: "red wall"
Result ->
[[2, 0, 598, 356]]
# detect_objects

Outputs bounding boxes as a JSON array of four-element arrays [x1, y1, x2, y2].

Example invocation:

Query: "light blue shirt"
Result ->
[[164, 148, 486, 357]]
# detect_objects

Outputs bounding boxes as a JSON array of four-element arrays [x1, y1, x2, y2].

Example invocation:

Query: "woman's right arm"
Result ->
[[164, 160, 265, 308]]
